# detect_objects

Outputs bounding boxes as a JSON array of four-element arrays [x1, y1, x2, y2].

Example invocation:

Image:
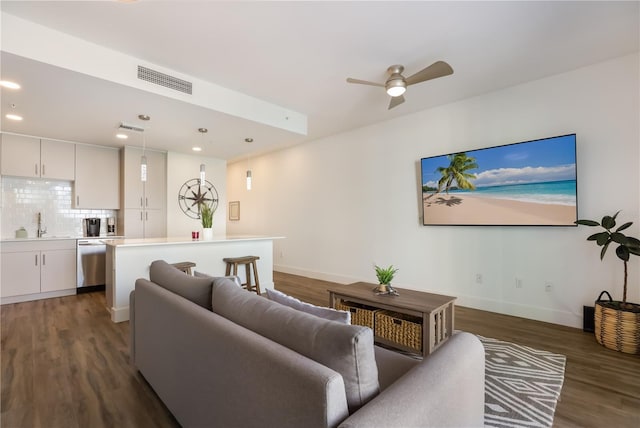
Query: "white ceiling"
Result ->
[[1, 1, 638, 161]]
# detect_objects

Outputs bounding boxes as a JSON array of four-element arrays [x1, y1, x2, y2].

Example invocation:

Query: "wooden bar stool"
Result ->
[[171, 261, 196, 275], [223, 256, 261, 294]]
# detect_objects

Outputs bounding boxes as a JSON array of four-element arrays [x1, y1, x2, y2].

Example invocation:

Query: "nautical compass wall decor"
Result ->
[[178, 178, 219, 220]]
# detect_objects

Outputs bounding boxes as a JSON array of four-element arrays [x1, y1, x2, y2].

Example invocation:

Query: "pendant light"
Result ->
[[198, 128, 208, 184], [245, 138, 253, 190], [138, 114, 150, 182], [140, 132, 147, 182]]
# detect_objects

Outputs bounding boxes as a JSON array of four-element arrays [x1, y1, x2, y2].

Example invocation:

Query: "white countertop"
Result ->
[[1, 235, 123, 242], [105, 235, 284, 248]]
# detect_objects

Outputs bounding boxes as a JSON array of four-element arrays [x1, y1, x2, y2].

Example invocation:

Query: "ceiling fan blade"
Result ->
[[388, 95, 405, 110], [346, 77, 385, 87], [405, 61, 453, 86]]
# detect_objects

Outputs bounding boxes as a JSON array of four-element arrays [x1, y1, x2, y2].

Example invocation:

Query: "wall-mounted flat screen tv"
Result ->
[[421, 134, 577, 226]]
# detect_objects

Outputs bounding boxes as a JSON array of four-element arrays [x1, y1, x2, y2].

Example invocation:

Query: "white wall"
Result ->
[[226, 53, 640, 328], [166, 152, 227, 238]]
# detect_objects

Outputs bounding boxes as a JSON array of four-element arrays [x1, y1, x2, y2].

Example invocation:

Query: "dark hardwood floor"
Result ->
[[1, 291, 179, 428], [1, 272, 638, 428]]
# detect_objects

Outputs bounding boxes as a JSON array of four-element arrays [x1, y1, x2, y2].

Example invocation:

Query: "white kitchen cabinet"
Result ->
[[0, 133, 75, 180], [40, 139, 75, 180], [120, 147, 166, 238], [122, 147, 166, 209], [1, 240, 77, 301], [40, 249, 76, 292], [74, 144, 120, 209], [143, 209, 166, 238], [0, 251, 41, 297], [122, 208, 166, 239]]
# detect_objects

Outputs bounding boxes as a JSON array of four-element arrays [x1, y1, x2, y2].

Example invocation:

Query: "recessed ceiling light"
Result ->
[[245, 138, 253, 143], [0, 81, 20, 90], [116, 133, 128, 139], [138, 114, 150, 121], [6, 114, 23, 121], [192, 147, 202, 152]]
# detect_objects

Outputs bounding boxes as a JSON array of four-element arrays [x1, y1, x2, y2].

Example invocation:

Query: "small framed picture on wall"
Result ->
[[229, 201, 240, 221]]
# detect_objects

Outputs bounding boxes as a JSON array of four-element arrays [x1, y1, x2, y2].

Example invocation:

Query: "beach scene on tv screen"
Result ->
[[421, 134, 577, 226]]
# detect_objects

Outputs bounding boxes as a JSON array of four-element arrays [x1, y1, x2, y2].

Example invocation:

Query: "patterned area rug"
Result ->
[[479, 335, 566, 428]]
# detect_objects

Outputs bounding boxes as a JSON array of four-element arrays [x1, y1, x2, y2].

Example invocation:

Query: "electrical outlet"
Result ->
[[545, 282, 553, 292], [475, 274, 483, 284], [515, 278, 523, 288]]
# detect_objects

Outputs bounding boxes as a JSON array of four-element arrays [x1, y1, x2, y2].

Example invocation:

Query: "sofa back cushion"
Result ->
[[266, 288, 351, 324], [149, 260, 213, 310], [194, 270, 243, 288], [211, 280, 379, 412]]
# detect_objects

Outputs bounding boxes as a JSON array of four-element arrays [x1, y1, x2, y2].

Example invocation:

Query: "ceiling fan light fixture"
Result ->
[[386, 79, 406, 97]]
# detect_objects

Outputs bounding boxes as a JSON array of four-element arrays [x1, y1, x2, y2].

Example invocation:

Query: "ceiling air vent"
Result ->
[[119, 123, 145, 133], [137, 65, 193, 95]]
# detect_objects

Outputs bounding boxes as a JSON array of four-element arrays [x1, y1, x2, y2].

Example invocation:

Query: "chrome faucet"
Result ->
[[37, 212, 47, 238]]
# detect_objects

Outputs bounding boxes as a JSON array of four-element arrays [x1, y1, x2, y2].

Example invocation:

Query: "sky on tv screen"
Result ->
[[421, 134, 576, 189]]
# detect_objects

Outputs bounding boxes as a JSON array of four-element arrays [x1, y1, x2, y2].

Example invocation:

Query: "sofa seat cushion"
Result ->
[[211, 280, 379, 412], [150, 260, 213, 310], [266, 288, 351, 324]]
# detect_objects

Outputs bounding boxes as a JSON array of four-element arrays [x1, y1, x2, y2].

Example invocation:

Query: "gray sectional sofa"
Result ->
[[129, 260, 485, 428]]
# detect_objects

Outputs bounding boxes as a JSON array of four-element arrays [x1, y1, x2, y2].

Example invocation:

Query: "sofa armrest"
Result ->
[[339, 332, 485, 428]]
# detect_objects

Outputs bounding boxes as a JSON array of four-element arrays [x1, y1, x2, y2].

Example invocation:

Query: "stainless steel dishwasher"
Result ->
[[77, 238, 106, 289]]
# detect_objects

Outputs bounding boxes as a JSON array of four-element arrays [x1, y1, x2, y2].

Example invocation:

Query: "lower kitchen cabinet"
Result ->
[[1, 240, 76, 303], [41, 249, 77, 292], [122, 208, 166, 239], [1, 251, 41, 296]]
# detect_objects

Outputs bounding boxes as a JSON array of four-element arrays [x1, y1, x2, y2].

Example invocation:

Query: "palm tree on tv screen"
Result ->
[[436, 153, 478, 194]]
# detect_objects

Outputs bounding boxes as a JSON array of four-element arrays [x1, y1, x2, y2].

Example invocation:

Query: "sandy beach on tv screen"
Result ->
[[423, 193, 576, 225]]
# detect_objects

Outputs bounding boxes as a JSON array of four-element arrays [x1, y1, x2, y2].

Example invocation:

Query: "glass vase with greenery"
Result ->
[[200, 203, 214, 229]]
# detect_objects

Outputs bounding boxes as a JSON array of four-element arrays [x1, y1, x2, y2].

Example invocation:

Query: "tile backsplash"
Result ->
[[1, 177, 117, 239]]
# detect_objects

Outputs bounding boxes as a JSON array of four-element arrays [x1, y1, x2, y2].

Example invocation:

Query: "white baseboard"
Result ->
[[274, 264, 363, 285], [1, 288, 76, 305], [111, 305, 129, 323], [457, 295, 582, 329]]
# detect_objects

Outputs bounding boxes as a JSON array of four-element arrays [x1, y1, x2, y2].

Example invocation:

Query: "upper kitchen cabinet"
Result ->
[[122, 147, 166, 210], [74, 144, 120, 209], [1, 134, 75, 180]]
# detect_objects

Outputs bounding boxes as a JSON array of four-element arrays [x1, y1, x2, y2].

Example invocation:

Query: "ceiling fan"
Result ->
[[346, 61, 454, 110]]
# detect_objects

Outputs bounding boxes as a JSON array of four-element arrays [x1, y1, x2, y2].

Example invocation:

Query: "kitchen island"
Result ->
[[105, 235, 282, 322]]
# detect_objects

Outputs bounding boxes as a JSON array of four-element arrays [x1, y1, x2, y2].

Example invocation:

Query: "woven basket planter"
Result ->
[[594, 301, 640, 355]]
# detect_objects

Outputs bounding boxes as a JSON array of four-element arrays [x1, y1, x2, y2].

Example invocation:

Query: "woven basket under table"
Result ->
[[374, 310, 422, 353], [335, 300, 378, 329]]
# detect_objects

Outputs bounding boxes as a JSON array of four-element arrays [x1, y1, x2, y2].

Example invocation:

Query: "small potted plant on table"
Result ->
[[575, 211, 640, 354], [374, 264, 399, 295]]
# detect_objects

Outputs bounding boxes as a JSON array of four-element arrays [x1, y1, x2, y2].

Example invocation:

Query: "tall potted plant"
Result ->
[[200, 203, 214, 240], [575, 211, 640, 354]]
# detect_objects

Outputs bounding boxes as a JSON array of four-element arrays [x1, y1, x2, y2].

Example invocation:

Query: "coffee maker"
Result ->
[[84, 218, 101, 237], [106, 217, 116, 235]]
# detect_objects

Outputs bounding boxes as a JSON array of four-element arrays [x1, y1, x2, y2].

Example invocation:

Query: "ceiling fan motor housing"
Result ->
[[385, 65, 407, 97]]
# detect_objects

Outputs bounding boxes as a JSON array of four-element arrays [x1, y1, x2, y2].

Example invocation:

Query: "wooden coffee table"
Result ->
[[328, 282, 456, 356]]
